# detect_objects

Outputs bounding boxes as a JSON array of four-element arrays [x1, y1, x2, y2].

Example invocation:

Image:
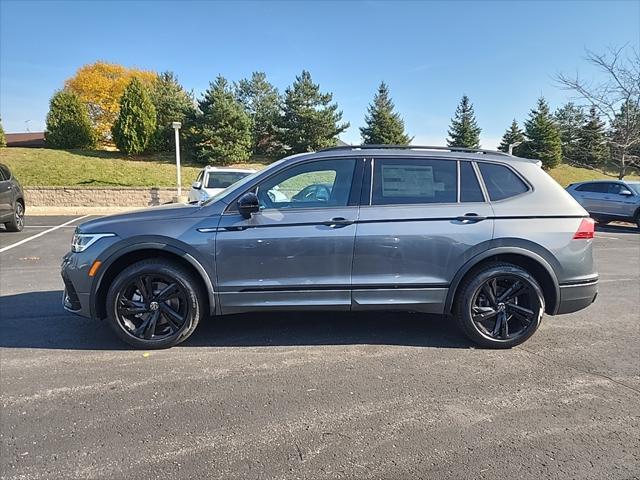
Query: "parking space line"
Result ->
[[23, 225, 79, 229], [0, 216, 90, 254]]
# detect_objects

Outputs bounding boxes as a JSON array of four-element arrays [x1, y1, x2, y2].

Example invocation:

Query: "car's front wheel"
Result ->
[[105, 260, 204, 349], [454, 263, 544, 349], [4, 200, 25, 232]]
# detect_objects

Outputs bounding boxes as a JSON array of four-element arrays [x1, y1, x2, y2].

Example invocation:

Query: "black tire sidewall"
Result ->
[[5, 201, 24, 232], [105, 261, 203, 349], [454, 264, 545, 349]]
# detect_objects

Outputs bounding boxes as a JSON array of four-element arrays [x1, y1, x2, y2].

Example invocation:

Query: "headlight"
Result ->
[[71, 233, 115, 253]]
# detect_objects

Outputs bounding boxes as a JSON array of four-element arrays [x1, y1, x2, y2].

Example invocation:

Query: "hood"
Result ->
[[77, 203, 204, 233]]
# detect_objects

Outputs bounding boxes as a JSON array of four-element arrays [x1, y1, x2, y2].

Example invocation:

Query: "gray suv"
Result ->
[[61, 146, 598, 349], [0, 163, 25, 232], [566, 180, 640, 229]]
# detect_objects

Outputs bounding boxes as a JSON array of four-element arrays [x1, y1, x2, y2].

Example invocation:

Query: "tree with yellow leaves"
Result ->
[[65, 61, 156, 141]]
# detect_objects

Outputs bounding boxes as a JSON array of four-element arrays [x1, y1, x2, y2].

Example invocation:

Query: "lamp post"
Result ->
[[172, 122, 182, 199], [508, 141, 523, 156]]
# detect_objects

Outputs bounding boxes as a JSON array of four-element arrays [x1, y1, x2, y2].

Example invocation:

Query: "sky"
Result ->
[[1, 0, 638, 149]]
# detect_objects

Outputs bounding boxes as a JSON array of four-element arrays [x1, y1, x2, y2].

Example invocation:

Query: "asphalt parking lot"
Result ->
[[0, 216, 639, 479]]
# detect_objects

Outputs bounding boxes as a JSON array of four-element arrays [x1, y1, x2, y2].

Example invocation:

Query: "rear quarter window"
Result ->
[[478, 163, 529, 201]]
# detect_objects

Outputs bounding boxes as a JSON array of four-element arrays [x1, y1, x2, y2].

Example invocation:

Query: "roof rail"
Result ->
[[319, 144, 511, 157]]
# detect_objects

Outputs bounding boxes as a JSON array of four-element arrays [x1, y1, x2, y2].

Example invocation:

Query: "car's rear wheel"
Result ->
[[4, 200, 25, 232], [454, 263, 544, 349], [105, 260, 204, 349]]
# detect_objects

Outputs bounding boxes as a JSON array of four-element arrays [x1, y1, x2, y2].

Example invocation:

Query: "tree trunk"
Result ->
[[618, 151, 626, 179]]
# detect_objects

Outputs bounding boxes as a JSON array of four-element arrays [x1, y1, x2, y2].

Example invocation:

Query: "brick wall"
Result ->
[[24, 187, 178, 207]]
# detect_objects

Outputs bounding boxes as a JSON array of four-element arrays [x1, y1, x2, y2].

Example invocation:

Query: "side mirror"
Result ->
[[620, 189, 633, 196], [192, 181, 202, 190], [237, 192, 259, 219]]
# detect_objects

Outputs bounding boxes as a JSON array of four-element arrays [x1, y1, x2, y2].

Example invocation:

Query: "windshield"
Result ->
[[201, 156, 292, 206], [206, 171, 252, 189], [626, 182, 640, 195]]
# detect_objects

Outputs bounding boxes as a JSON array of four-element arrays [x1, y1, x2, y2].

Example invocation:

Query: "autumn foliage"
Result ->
[[65, 61, 155, 141]]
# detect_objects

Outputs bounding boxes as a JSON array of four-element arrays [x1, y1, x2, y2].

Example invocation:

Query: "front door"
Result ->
[[351, 158, 494, 314], [215, 158, 362, 314]]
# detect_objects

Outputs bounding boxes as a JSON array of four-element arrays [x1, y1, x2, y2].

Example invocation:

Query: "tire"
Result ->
[[453, 262, 545, 349], [4, 200, 25, 232], [105, 260, 205, 349]]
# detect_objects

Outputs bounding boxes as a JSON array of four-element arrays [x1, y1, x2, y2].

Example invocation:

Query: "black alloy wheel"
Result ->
[[5, 201, 25, 232], [106, 260, 204, 348], [455, 263, 544, 348]]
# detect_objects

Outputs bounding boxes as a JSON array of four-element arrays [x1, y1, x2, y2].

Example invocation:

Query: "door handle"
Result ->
[[456, 213, 487, 223], [325, 217, 353, 228]]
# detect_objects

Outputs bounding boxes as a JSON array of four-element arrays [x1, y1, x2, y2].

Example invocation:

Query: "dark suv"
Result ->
[[0, 163, 25, 232], [61, 146, 598, 349]]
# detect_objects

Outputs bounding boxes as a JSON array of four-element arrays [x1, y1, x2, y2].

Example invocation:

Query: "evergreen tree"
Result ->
[[112, 78, 156, 154], [45, 90, 95, 149], [576, 106, 609, 167], [554, 102, 585, 163], [0, 118, 6, 147], [235, 72, 282, 157], [149, 72, 195, 152], [447, 95, 481, 149], [279, 70, 349, 153], [360, 82, 411, 145], [610, 100, 640, 177], [190, 75, 252, 164], [497, 119, 525, 153], [519, 97, 562, 169]]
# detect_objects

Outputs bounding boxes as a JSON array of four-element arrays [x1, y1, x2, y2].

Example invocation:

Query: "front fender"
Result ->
[[89, 235, 217, 319]]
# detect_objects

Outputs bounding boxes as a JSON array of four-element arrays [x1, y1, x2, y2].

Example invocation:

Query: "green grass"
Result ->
[[0, 147, 269, 187], [547, 163, 639, 187], [1, 147, 637, 188]]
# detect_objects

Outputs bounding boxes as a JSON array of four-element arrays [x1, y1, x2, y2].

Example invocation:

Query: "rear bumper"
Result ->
[[555, 278, 598, 315]]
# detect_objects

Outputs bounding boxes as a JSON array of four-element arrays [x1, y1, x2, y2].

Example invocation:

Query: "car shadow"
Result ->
[[0, 290, 471, 350], [596, 222, 638, 234]]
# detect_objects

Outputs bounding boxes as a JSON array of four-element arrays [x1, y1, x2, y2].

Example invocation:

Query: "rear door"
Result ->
[[351, 158, 493, 313], [580, 182, 613, 216]]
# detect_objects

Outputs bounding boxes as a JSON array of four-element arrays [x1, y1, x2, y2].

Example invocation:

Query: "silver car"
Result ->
[[566, 180, 640, 229], [61, 146, 598, 349]]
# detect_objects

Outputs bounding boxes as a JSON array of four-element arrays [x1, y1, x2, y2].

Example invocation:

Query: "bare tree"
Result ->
[[556, 46, 640, 178]]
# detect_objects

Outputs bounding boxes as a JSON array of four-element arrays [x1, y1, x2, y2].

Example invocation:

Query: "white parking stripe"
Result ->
[[0, 216, 90, 254]]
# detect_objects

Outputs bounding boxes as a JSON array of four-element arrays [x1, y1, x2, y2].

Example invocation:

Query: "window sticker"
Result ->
[[381, 165, 435, 197]]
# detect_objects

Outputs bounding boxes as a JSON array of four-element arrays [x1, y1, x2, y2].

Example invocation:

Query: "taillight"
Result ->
[[573, 218, 595, 240]]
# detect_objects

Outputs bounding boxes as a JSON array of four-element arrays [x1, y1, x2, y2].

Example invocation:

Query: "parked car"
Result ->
[[566, 180, 640, 229], [0, 163, 25, 232], [62, 145, 598, 349], [188, 167, 256, 203]]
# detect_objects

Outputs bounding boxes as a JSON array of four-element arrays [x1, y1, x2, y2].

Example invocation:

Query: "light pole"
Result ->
[[172, 122, 182, 199], [508, 141, 523, 156]]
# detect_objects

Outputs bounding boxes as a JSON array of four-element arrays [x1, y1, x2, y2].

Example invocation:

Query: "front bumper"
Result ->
[[61, 253, 92, 318], [556, 278, 598, 315]]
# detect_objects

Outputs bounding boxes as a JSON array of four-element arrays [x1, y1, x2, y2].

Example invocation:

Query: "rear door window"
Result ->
[[459, 161, 484, 202], [478, 163, 529, 201], [576, 183, 607, 193], [371, 158, 457, 205]]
